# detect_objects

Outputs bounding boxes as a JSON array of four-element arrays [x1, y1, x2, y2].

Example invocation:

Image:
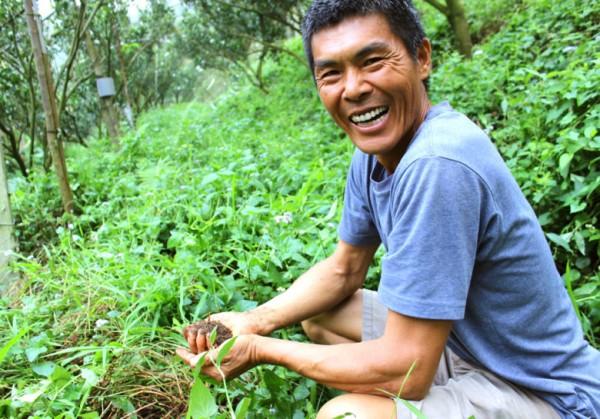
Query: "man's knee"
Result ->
[[317, 395, 355, 419], [302, 291, 364, 344], [301, 316, 328, 344], [317, 394, 396, 419]]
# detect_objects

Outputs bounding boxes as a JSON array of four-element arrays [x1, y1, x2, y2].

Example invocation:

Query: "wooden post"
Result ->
[[24, 0, 74, 213], [0, 146, 17, 288], [85, 30, 121, 143]]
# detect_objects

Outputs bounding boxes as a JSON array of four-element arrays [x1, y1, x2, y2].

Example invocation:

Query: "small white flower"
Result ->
[[473, 49, 484, 56], [274, 212, 293, 224], [95, 319, 109, 329], [562, 46, 577, 53], [67, 223, 74, 230]]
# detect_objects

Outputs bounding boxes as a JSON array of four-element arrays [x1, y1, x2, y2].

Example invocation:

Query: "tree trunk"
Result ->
[[113, 21, 135, 127], [24, 0, 74, 213], [85, 30, 121, 143], [421, 0, 473, 57], [445, 0, 473, 57]]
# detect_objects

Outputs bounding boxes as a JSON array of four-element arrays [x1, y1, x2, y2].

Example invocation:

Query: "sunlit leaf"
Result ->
[[187, 379, 218, 419], [216, 336, 237, 367]]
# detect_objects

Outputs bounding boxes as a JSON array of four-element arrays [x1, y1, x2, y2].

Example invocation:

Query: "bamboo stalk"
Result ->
[[24, 0, 74, 213]]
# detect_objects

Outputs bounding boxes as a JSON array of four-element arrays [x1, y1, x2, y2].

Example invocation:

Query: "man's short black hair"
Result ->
[[302, 0, 426, 74]]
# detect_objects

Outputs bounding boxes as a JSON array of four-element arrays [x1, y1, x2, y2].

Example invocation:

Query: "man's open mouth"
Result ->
[[350, 106, 389, 126]]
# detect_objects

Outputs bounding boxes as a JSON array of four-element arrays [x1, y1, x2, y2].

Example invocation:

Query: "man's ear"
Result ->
[[417, 38, 432, 80]]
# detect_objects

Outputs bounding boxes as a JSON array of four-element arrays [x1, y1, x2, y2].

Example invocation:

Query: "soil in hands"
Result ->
[[188, 320, 233, 347]]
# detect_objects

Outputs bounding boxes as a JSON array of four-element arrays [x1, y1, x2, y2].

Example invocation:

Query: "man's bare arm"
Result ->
[[254, 311, 451, 399], [183, 240, 378, 352], [247, 240, 379, 335], [179, 309, 451, 400]]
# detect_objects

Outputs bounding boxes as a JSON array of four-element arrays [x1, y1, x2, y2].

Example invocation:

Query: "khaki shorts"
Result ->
[[362, 290, 561, 419]]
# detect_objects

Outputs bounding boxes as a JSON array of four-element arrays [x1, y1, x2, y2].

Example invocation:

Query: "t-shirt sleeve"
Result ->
[[379, 157, 487, 320], [338, 152, 381, 246]]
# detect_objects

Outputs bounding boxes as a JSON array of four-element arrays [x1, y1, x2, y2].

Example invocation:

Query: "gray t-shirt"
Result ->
[[339, 102, 600, 418]]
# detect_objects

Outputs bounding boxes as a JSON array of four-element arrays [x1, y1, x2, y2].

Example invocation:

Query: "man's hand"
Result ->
[[182, 311, 260, 354], [176, 334, 258, 381]]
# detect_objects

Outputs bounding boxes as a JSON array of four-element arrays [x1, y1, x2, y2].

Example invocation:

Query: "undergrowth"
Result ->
[[1, 0, 598, 417]]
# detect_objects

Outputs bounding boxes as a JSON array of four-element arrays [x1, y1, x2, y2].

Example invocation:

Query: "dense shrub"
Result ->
[[1, 0, 597, 417]]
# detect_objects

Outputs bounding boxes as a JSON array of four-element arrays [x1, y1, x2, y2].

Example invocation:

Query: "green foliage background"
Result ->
[[1, 0, 598, 417]]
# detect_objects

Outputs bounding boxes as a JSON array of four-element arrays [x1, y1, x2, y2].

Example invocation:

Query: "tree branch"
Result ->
[[0, 120, 28, 178], [56, 1, 87, 119], [421, 0, 449, 15], [217, 0, 302, 34], [65, 73, 94, 104]]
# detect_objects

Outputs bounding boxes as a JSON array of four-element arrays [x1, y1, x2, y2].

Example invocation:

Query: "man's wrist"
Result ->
[[250, 335, 279, 366], [245, 307, 278, 336]]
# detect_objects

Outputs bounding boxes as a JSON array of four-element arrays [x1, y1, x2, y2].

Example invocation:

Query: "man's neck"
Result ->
[[377, 97, 431, 175]]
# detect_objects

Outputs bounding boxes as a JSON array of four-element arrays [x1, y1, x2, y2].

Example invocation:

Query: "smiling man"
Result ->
[[177, 1, 600, 418]]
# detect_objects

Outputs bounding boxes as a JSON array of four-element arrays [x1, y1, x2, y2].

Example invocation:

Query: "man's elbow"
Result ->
[[380, 376, 432, 401]]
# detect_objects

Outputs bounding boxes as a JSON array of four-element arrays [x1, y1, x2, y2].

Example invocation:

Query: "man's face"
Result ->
[[311, 13, 431, 168]]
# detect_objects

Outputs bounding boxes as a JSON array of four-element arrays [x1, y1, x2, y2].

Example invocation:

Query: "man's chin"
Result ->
[[350, 138, 393, 156]]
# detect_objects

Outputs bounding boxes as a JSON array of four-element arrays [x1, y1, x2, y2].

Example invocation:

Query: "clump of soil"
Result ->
[[185, 320, 233, 347]]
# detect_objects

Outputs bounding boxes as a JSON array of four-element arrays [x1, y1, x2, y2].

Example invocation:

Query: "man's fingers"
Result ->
[[186, 330, 198, 353], [196, 331, 207, 353], [176, 347, 203, 367]]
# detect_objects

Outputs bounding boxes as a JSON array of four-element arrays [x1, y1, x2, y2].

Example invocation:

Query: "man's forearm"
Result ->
[[252, 335, 424, 399], [248, 257, 361, 335], [247, 241, 378, 335]]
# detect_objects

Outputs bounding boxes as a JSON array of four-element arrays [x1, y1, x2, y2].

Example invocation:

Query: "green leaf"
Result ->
[[573, 232, 586, 255], [209, 327, 218, 347], [201, 173, 219, 186], [32, 361, 56, 377], [584, 126, 597, 139], [575, 257, 590, 270], [574, 282, 596, 297], [216, 336, 237, 366], [293, 384, 310, 401], [558, 153, 572, 178], [501, 98, 508, 115], [187, 379, 218, 419], [0, 328, 28, 365], [192, 353, 207, 381], [25, 346, 48, 362], [325, 200, 338, 221], [50, 365, 72, 384], [81, 368, 100, 387], [546, 233, 572, 252], [293, 411, 305, 419], [111, 396, 136, 414], [262, 369, 291, 416], [569, 201, 586, 214], [234, 397, 251, 419]]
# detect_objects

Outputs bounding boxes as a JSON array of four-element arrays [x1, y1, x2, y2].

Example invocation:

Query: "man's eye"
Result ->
[[320, 70, 339, 79], [365, 57, 382, 66]]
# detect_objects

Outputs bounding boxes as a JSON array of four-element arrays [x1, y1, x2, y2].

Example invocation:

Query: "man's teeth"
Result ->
[[351, 107, 388, 124]]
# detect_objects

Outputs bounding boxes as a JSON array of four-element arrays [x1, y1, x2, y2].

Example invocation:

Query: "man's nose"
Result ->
[[342, 69, 371, 102]]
